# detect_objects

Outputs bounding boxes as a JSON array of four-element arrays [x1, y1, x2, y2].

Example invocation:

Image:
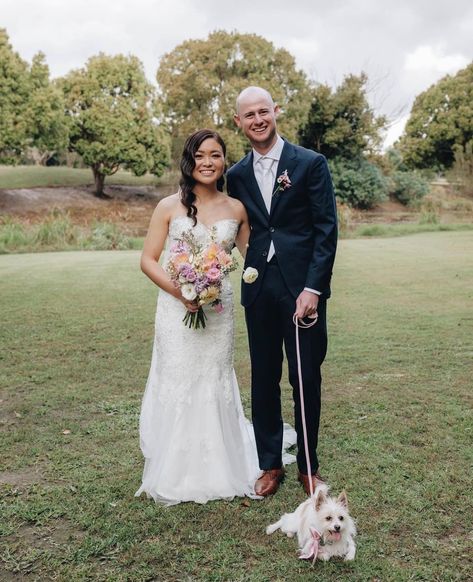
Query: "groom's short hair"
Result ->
[[236, 86, 275, 113]]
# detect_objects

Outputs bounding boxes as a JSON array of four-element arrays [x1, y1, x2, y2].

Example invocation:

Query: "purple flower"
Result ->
[[194, 276, 208, 294], [179, 263, 197, 282]]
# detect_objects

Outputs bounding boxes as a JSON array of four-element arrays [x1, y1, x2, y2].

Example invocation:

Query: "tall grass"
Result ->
[[0, 213, 136, 253]]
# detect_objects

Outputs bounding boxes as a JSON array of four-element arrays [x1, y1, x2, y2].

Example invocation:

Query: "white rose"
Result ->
[[181, 283, 197, 301], [242, 267, 259, 284]]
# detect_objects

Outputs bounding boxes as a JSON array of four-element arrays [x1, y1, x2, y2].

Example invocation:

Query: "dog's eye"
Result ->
[[325, 516, 332, 521], [339, 516, 344, 521]]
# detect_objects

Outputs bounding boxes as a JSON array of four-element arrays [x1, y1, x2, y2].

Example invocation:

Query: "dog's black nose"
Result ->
[[334, 524, 341, 532]]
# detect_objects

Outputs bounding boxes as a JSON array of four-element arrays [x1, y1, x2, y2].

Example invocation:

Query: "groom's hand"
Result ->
[[294, 290, 319, 320]]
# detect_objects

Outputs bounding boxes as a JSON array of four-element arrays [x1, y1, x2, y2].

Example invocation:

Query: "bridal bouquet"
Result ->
[[165, 229, 237, 329]]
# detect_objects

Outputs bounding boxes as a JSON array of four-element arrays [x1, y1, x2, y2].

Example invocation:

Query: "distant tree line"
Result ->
[[1, 28, 471, 203]]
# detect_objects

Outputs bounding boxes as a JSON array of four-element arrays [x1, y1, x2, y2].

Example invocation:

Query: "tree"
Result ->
[[299, 73, 386, 158], [398, 62, 473, 170], [156, 30, 311, 163], [61, 53, 170, 196], [0, 28, 30, 162], [26, 53, 69, 165]]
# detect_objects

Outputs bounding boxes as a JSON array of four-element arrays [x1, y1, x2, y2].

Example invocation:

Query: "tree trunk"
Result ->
[[92, 166, 106, 197]]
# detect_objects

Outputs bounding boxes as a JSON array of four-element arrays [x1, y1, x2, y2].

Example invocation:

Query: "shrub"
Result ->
[[329, 157, 388, 209], [390, 171, 430, 205], [83, 222, 133, 250]]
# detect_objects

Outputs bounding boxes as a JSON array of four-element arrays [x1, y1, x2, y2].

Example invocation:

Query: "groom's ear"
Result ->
[[233, 113, 241, 128], [274, 104, 281, 118]]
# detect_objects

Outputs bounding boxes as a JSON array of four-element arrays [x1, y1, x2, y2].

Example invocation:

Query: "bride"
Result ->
[[136, 129, 295, 505]]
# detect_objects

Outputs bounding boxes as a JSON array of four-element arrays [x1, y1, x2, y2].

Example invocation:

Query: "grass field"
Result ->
[[1, 232, 472, 581], [0, 166, 175, 189]]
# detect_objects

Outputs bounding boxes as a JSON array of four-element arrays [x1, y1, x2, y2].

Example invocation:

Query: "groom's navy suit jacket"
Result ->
[[227, 140, 338, 307]]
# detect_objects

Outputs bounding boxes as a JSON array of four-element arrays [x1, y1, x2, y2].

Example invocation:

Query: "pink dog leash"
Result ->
[[292, 313, 318, 499]]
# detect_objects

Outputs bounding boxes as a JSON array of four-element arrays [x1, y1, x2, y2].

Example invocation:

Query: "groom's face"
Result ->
[[234, 93, 279, 152]]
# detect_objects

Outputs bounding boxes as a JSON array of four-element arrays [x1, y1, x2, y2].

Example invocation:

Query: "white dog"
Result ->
[[266, 484, 356, 562]]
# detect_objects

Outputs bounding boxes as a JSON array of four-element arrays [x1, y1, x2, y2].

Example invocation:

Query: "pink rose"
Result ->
[[206, 267, 221, 283]]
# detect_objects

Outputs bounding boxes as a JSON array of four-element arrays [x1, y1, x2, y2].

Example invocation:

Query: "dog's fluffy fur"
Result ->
[[266, 484, 356, 561]]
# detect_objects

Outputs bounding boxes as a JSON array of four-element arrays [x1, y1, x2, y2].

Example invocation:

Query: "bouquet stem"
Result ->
[[183, 307, 207, 329]]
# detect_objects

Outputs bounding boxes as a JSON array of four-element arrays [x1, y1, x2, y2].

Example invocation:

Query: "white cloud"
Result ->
[[405, 45, 469, 75], [384, 114, 410, 149], [402, 45, 469, 94]]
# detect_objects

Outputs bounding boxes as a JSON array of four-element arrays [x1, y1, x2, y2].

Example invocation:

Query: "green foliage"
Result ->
[[330, 156, 388, 209], [399, 62, 473, 169], [299, 73, 386, 158], [390, 171, 430, 206], [26, 53, 69, 164], [0, 29, 30, 161], [384, 147, 430, 206], [61, 53, 170, 195], [85, 222, 133, 250], [156, 30, 311, 163], [0, 31, 69, 165]]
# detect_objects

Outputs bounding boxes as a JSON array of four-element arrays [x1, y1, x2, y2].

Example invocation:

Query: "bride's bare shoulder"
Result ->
[[153, 193, 183, 218], [226, 196, 247, 220]]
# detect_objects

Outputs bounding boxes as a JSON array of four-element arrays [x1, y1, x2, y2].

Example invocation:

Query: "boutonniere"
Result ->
[[272, 170, 292, 197]]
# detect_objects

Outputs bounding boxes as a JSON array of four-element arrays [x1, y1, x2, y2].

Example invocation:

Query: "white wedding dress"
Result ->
[[135, 216, 296, 505]]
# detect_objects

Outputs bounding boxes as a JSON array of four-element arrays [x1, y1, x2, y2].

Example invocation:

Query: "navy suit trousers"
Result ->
[[245, 259, 328, 474]]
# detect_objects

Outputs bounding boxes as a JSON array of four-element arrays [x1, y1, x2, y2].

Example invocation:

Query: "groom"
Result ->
[[227, 87, 338, 497]]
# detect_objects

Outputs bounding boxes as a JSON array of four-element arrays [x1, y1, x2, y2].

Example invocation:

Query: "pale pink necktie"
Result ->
[[257, 157, 275, 261]]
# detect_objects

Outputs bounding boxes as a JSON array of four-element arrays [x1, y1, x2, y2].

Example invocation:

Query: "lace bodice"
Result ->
[[166, 216, 239, 257]]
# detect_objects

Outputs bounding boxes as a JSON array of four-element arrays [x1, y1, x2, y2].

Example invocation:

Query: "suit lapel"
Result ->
[[240, 151, 270, 220], [270, 141, 298, 217]]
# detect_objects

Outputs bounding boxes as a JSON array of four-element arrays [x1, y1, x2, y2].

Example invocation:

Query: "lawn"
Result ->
[[1, 231, 472, 581], [0, 166, 173, 189]]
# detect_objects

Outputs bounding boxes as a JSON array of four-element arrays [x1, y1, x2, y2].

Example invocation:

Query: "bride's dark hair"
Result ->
[[179, 129, 227, 225]]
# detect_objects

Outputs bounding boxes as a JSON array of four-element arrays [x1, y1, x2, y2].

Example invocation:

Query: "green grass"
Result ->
[[0, 165, 176, 189], [0, 213, 140, 254], [352, 222, 473, 238], [1, 232, 472, 581]]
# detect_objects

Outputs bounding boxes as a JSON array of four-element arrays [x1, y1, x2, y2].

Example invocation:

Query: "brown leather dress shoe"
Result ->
[[255, 468, 285, 496], [298, 470, 326, 496]]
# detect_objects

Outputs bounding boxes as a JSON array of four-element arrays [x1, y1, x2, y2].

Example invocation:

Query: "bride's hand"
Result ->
[[181, 298, 200, 312], [173, 288, 200, 312]]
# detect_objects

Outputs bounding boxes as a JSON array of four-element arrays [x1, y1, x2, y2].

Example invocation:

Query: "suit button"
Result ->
[[269, 227, 275, 232], [262, 251, 268, 257]]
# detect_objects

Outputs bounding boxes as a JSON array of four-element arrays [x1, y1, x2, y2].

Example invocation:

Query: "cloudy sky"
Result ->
[[3, 0, 472, 145]]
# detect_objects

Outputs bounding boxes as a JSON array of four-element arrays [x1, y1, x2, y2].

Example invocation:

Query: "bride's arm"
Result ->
[[140, 198, 198, 312], [140, 199, 179, 296], [235, 204, 250, 259]]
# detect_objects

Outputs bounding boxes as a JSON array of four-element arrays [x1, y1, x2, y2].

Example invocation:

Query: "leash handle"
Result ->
[[293, 313, 318, 498]]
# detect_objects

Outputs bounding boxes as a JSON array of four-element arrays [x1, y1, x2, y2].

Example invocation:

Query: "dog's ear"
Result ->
[[315, 489, 327, 511], [337, 490, 348, 508]]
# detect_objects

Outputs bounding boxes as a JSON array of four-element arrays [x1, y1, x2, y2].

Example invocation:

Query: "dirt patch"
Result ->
[[0, 184, 175, 236], [0, 467, 44, 486], [1, 519, 86, 578]]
